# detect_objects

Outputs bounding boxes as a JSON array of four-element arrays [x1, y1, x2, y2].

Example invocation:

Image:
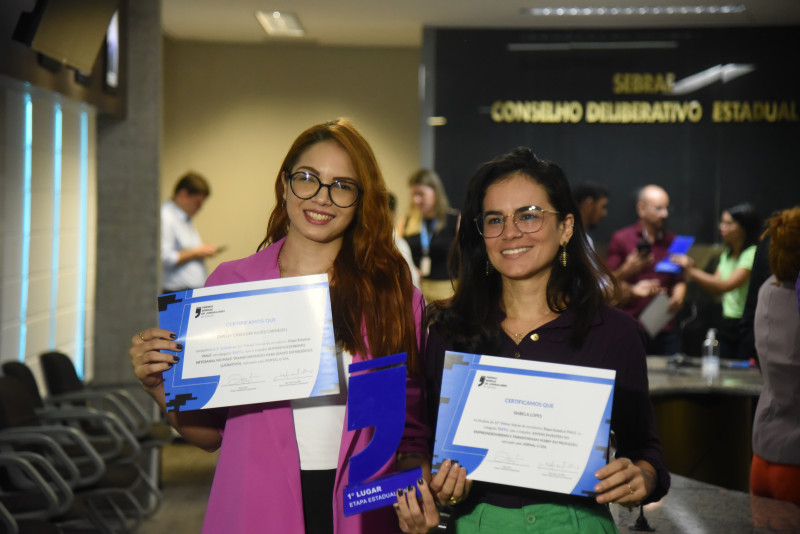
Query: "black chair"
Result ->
[[0, 451, 78, 533], [37, 351, 172, 511], [0, 375, 159, 531], [38, 352, 165, 441]]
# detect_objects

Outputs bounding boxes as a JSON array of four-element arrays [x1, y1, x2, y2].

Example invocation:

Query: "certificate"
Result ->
[[157, 275, 338, 412], [433, 351, 615, 497]]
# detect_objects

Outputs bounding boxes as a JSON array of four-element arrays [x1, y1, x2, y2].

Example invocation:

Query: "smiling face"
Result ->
[[283, 139, 359, 247], [482, 172, 573, 282]]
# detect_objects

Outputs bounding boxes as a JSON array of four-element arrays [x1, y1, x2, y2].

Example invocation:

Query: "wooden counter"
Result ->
[[647, 356, 763, 492]]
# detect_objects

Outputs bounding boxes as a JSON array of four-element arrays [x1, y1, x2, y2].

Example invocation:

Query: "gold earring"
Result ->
[[558, 245, 568, 267]]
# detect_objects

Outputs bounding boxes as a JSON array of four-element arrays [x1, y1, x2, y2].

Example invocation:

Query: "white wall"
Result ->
[[1, 75, 96, 381], [162, 40, 422, 273]]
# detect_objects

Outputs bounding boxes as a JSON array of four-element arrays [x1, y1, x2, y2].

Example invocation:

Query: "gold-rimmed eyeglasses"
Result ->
[[474, 205, 560, 238]]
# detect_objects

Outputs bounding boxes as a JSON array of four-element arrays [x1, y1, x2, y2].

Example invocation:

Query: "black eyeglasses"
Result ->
[[475, 205, 560, 238], [287, 171, 361, 208]]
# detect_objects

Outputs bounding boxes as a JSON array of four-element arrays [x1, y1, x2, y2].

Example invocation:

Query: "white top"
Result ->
[[395, 231, 421, 289], [291, 346, 352, 470], [161, 200, 206, 291]]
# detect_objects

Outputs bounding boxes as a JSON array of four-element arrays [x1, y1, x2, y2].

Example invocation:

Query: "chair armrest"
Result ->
[[0, 451, 74, 519], [37, 406, 142, 462], [46, 390, 143, 436], [0, 425, 105, 487]]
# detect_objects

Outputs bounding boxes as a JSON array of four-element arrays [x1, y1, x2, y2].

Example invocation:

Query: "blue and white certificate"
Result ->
[[433, 352, 615, 497], [157, 275, 338, 412]]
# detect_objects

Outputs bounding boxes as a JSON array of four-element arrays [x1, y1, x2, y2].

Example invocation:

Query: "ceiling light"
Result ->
[[522, 5, 747, 16], [255, 11, 305, 37]]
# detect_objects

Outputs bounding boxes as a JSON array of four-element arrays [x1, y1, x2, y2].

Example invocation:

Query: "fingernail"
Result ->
[[173, 356, 180, 363], [594, 484, 601, 492], [407, 485, 414, 492], [168, 363, 174, 368], [170, 333, 177, 339], [443, 459, 451, 466], [417, 478, 424, 486], [175, 344, 184, 351], [397, 489, 403, 497]]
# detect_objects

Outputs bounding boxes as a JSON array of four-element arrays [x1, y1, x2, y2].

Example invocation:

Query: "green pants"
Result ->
[[455, 502, 619, 533]]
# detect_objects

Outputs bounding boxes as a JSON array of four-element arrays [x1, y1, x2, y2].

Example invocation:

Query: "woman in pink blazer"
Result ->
[[130, 119, 429, 533]]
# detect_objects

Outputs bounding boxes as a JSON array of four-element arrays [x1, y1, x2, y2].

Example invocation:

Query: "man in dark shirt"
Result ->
[[606, 185, 686, 355]]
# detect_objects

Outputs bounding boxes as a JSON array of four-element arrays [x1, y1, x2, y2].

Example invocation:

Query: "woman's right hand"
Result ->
[[129, 328, 181, 392], [395, 478, 440, 534], [430, 459, 472, 506]]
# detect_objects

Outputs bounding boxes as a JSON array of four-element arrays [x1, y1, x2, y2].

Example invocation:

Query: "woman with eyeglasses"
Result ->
[[130, 119, 429, 533], [395, 148, 669, 534], [670, 202, 761, 359]]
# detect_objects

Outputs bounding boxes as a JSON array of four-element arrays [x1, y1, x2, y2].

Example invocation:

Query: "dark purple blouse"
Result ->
[[425, 304, 670, 513]]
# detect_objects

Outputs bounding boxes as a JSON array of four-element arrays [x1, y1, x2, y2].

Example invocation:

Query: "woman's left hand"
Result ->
[[593, 458, 656, 507]]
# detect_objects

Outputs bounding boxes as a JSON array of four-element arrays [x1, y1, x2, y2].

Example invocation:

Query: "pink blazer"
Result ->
[[201, 238, 428, 534]]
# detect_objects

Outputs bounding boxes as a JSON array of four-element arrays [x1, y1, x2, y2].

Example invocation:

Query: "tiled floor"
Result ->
[[141, 442, 219, 533]]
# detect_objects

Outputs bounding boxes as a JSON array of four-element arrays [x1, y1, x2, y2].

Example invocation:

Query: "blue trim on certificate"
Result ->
[[433, 351, 615, 497], [158, 278, 337, 412]]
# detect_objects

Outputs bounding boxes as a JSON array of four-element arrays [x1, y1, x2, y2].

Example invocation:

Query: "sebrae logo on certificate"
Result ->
[[433, 351, 616, 497]]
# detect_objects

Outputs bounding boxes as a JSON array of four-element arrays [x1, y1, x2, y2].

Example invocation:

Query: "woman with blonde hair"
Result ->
[[750, 206, 800, 506], [130, 119, 428, 533], [402, 169, 460, 303]]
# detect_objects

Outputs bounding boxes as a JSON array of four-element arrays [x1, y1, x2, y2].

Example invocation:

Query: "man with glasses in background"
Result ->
[[606, 184, 686, 355]]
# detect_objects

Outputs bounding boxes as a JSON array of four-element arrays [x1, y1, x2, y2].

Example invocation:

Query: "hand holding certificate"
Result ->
[[157, 275, 338, 412], [433, 351, 615, 497]]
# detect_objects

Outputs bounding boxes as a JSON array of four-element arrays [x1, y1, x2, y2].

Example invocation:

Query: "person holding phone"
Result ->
[[670, 203, 760, 358], [606, 185, 686, 355], [161, 172, 223, 293]]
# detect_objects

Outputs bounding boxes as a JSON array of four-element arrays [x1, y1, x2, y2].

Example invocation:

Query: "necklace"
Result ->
[[502, 312, 556, 345], [501, 324, 528, 344]]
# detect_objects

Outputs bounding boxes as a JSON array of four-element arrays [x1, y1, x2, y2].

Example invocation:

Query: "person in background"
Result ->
[[572, 181, 609, 250], [389, 192, 421, 288], [671, 203, 760, 359], [402, 169, 460, 303], [738, 231, 771, 364], [750, 206, 800, 506], [606, 185, 686, 355], [131, 119, 429, 533], [395, 148, 669, 533], [161, 172, 220, 293]]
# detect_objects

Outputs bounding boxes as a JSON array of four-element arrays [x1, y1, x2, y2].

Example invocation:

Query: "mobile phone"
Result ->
[[636, 240, 652, 255]]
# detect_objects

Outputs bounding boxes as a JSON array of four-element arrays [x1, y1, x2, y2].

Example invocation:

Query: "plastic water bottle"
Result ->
[[701, 328, 720, 385]]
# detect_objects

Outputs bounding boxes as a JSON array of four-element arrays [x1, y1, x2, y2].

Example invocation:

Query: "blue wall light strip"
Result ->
[[50, 102, 63, 348], [75, 110, 89, 379], [19, 94, 33, 362]]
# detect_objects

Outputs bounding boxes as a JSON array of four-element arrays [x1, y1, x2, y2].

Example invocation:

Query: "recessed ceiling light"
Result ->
[[522, 4, 747, 16], [255, 11, 305, 37]]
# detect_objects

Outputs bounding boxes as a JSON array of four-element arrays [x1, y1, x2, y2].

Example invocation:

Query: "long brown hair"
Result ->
[[258, 119, 419, 372]]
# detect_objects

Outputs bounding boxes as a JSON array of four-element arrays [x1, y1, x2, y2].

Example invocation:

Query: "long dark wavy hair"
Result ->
[[257, 119, 419, 372], [428, 147, 617, 352]]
